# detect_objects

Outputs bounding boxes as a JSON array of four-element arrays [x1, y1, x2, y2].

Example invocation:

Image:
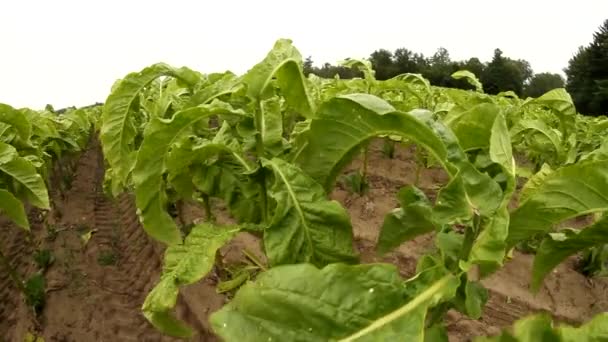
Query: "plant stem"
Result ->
[[214, 250, 226, 279], [176, 200, 186, 227], [253, 100, 269, 222], [258, 173, 268, 222], [362, 144, 369, 180], [0, 248, 25, 293], [414, 146, 423, 187], [202, 194, 214, 222], [459, 212, 481, 262], [242, 249, 267, 271]]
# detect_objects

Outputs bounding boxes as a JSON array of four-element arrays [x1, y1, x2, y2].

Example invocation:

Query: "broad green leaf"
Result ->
[[507, 160, 608, 246], [520, 163, 553, 203], [133, 102, 245, 245], [143, 223, 239, 338], [210, 263, 459, 342], [166, 123, 254, 203], [490, 113, 514, 174], [340, 59, 376, 85], [525, 88, 576, 136], [447, 103, 499, 151], [469, 207, 510, 275], [475, 314, 558, 342], [188, 72, 242, 106], [287, 119, 311, 162], [294, 94, 453, 191], [559, 312, 608, 341], [425, 325, 449, 342], [469, 112, 516, 274], [0, 103, 31, 141], [433, 174, 473, 223], [531, 216, 608, 291], [453, 279, 488, 319], [377, 186, 436, 254], [436, 230, 464, 263], [394, 73, 433, 99], [259, 97, 284, 156], [0, 142, 49, 209], [101, 63, 199, 192], [475, 313, 608, 342], [511, 119, 563, 162], [451, 70, 483, 93], [262, 158, 357, 267], [0, 189, 29, 229], [458, 163, 503, 217], [412, 111, 503, 217], [243, 39, 314, 118]]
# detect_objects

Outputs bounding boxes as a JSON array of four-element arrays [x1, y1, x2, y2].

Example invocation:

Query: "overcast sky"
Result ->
[[1, 0, 607, 109]]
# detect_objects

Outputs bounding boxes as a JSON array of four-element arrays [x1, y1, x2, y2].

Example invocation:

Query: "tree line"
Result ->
[[304, 19, 608, 116]]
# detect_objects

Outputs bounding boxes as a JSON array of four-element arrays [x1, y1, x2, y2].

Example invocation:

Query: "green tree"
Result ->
[[369, 49, 396, 80], [566, 19, 608, 115], [393, 48, 425, 74], [424, 47, 455, 87], [303, 56, 314, 76], [524, 73, 565, 98], [462, 57, 485, 77], [481, 49, 532, 96]]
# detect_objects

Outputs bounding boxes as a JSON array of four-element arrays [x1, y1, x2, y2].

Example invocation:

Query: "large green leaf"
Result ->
[[101, 63, 199, 191], [242, 39, 314, 118], [0, 103, 31, 141], [468, 113, 516, 274], [468, 207, 510, 275], [0, 189, 29, 229], [188, 72, 242, 106], [558, 312, 608, 341], [262, 158, 357, 267], [507, 160, 608, 246], [210, 263, 459, 342], [377, 186, 437, 254], [340, 59, 376, 86], [531, 216, 608, 291], [451, 70, 483, 93], [403, 109, 503, 217], [0, 142, 49, 209], [259, 97, 284, 156], [475, 313, 608, 342], [132, 102, 245, 245], [519, 163, 553, 203], [446, 103, 499, 151], [489, 113, 515, 174], [433, 173, 473, 223], [453, 279, 488, 319], [511, 119, 563, 162], [192, 162, 261, 223], [142, 223, 239, 338], [524, 88, 576, 136], [294, 94, 454, 191]]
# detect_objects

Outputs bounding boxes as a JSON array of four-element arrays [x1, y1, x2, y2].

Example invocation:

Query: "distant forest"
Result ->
[[304, 19, 608, 116]]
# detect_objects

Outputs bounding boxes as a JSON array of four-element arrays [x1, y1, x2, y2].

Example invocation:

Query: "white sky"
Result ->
[[1, 0, 607, 109]]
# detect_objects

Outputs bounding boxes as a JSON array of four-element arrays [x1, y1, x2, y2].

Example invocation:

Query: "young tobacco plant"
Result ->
[[99, 39, 608, 341]]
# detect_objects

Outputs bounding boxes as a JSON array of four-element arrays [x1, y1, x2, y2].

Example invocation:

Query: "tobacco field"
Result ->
[[1, 39, 608, 341]]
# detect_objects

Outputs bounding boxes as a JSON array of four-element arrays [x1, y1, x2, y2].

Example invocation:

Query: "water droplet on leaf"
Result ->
[[368, 288, 374, 293]]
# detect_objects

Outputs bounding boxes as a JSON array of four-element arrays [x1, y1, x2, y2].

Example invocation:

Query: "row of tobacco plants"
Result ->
[[0, 103, 99, 313], [99, 39, 608, 341]]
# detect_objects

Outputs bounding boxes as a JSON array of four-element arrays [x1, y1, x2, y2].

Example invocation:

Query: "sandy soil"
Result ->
[[1, 138, 607, 341]]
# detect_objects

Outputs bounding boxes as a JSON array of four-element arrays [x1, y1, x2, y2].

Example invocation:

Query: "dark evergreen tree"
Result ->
[[566, 19, 608, 115]]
